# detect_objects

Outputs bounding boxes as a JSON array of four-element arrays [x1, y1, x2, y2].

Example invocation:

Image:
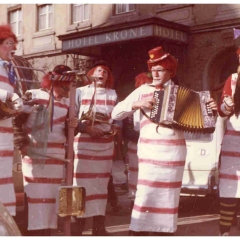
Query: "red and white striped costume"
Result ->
[[127, 141, 138, 200], [21, 89, 69, 230], [218, 73, 240, 198], [73, 84, 117, 217], [124, 114, 140, 200], [0, 61, 16, 216], [112, 82, 186, 233]]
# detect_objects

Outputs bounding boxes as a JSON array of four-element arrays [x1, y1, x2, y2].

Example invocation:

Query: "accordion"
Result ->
[[149, 85, 215, 133]]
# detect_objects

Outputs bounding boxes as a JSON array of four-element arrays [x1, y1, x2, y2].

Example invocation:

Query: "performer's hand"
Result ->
[[14, 138, 30, 157], [85, 125, 104, 138], [132, 98, 156, 110], [67, 117, 78, 128], [223, 95, 234, 111], [19, 146, 29, 157], [111, 125, 120, 136], [6, 92, 23, 113], [206, 98, 218, 111]]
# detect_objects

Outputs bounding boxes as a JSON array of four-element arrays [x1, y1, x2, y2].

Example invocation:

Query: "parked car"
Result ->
[[181, 116, 226, 197]]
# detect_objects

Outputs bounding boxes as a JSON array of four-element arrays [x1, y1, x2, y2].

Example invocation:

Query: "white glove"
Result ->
[[223, 95, 234, 107], [223, 95, 234, 112]]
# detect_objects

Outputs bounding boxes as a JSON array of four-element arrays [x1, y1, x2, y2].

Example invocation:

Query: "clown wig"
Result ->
[[87, 64, 114, 89], [135, 72, 152, 88], [0, 25, 18, 44], [147, 55, 178, 79]]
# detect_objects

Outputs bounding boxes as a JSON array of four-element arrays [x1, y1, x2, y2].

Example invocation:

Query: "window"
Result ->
[[115, 4, 135, 14], [71, 4, 89, 23], [37, 4, 53, 31], [9, 8, 22, 36]]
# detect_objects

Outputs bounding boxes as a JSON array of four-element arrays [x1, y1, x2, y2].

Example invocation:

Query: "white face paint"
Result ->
[[0, 37, 16, 61], [151, 65, 172, 87], [92, 66, 108, 88]]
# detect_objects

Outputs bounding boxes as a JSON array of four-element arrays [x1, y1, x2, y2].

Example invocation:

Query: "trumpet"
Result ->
[[11, 55, 45, 84], [48, 69, 96, 85]]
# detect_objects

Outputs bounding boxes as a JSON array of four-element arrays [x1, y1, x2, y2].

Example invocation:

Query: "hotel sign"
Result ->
[[62, 24, 188, 51]]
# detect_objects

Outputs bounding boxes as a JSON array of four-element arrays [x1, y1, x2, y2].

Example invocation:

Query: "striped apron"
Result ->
[[112, 84, 187, 233], [219, 73, 240, 198], [21, 89, 69, 230], [73, 85, 117, 217], [0, 63, 16, 216], [126, 141, 138, 200]]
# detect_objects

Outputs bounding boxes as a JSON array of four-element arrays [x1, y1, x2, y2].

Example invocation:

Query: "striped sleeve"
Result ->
[[0, 89, 8, 102], [111, 87, 142, 121], [218, 76, 233, 117]]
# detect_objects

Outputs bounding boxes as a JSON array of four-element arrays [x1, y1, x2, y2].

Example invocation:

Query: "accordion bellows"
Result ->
[[150, 85, 216, 133]]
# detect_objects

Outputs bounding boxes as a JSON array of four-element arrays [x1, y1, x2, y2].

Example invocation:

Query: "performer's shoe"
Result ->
[[92, 227, 111, 236], [71, 217, 86, 236], [92, 215, 111, 236], [153, 231, 174, 236], [128, 230, 149, 236], [26, 229, 50, 236]]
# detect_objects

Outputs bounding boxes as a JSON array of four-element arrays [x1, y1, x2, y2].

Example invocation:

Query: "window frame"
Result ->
[[71, 4, 90, 24], [37, 4, 53, 32], [8, 5, 22, 37], [114, 4, 136, 15], [66, 4, 91, 32]]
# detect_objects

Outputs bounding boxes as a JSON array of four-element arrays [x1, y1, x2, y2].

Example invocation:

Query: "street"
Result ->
[[51, 186, 240, 236], [14, 160, 240, 236], [54, 160, 240, 236]]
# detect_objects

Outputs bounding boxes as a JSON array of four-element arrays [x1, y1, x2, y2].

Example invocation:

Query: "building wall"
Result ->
[[156, 4, 240, 26], [0, 4, 240, 94]]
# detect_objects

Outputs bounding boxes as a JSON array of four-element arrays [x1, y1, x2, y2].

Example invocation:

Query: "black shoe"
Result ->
[[128, 230, 148, 236], [92, 228, 111, 236], [92, 215, 110, 236], [71, 217, 86, 236], [26, 229, 49, 236], [153, 232, 174, 236]]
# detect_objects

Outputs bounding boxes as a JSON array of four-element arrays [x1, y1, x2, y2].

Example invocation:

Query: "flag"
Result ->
[[233, 28, 240, 40]]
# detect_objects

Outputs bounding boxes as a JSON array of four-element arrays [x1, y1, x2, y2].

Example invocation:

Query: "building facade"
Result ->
[[1, 3, 240, 100]]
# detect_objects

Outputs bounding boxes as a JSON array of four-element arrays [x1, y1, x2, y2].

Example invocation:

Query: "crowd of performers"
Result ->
[[1, 23, 240, 236]]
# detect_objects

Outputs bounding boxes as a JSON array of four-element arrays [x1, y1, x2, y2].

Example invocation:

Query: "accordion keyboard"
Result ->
[[150, 90, 164, 123]]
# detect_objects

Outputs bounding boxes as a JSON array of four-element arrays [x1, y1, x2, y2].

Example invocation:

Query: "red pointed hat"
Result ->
[[147, 46, 169, 64]]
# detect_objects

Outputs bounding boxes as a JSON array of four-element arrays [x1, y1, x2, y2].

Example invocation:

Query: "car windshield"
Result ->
[[184, 132, 213, 142]]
